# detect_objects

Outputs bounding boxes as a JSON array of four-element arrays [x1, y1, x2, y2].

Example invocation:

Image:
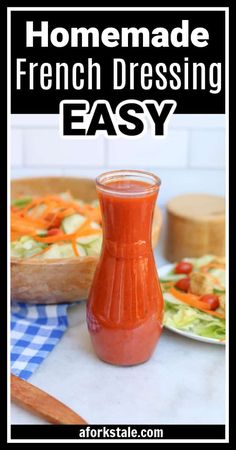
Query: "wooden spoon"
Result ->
[[11, 374, 88, 424]]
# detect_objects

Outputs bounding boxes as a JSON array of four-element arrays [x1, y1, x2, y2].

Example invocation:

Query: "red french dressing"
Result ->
[[87, 173, 164, 366]]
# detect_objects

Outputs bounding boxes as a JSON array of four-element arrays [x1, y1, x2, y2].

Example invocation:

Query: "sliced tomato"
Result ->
[[175, 278, 190, 292], [45, 213, 61, 228], [47, 228, 64, 237], [199, 294, 220, 310], [175, 261, 193, 275]]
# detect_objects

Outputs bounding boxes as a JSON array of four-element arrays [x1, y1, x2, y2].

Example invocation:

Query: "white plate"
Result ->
[[158, 263, 225, 346]]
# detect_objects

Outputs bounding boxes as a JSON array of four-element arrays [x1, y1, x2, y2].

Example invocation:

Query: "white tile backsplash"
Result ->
[[11, 129, 23, 167], [189, 130, 225, 168], [62, 167, 111, 179], [149, 169, 225, 207], [107, 131, 189, 168], [24, 129, 105, 167], [10, 114, 226, 207]]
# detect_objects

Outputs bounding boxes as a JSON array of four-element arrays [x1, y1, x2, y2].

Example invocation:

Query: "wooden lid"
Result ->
[[167, 194, 225, 221]]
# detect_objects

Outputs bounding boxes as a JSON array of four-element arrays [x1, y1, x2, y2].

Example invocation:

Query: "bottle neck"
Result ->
[[98, 190, 157, 258]]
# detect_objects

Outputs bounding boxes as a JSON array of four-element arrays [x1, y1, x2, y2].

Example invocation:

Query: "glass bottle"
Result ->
[[87, 170, 163, 365]]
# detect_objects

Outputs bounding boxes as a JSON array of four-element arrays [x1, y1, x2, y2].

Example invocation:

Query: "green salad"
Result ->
[[11, 192, 102, 259], [160, 255, 226, 341]]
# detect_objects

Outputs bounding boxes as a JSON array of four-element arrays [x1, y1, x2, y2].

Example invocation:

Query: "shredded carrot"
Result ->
[[11, 223, 40, 234], [19, 198, 44, 215], [38, 203, 58, 220], [11, 214, 48, 229], [169, 287, 225, 319], [33, 233, 69, 244], [72, 240, 79, 257], [169, 287, 201, 303], [11, 206, 20, 212], [75, 227, 101, 238], [75, 218, 91, 232], [13, 195, 100, 222], [83, 205, 102, 223], [11, 232, 20, 241], [57, 207, 77, 219], [11, 193, 102, 250], [43, 212, 62, 229], [42, 196, 86, 215]]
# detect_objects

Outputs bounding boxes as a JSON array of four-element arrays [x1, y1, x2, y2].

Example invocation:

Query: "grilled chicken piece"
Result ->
[[190, 272, 214, 296], [219, 294, 225, 311]]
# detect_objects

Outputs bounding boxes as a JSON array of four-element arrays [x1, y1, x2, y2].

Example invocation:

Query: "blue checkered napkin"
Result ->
[[11, 302, 69, 380]]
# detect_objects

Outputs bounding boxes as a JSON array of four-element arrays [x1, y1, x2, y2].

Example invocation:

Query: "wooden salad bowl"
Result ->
[[11, 177, 162, 304]]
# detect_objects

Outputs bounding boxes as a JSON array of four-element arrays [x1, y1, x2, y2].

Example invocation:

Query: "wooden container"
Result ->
[[11, 177, 162, 304], [165, 194, 225, 262]]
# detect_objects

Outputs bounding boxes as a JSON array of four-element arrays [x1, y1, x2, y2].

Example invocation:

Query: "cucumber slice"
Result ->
[[11, 237, 46, 258], [27, 203, 45, 217], [90, 221, 101, 230], [76, 234, 102, 256], [39, 243, 74, 259], [86, 237, 102, 256], [77, 235, 102, 256], [76, 234, 101, 245], [38, 242, 87, 259], [77, 244, 87, 256], [62, 214, 86, 234]]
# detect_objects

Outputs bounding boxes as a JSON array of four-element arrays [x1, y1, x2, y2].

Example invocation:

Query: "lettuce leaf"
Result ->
[[164, 293, 225, 340]]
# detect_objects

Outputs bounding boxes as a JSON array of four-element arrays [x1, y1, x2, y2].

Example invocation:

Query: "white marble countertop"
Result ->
[[11, 224, 225, 425]]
